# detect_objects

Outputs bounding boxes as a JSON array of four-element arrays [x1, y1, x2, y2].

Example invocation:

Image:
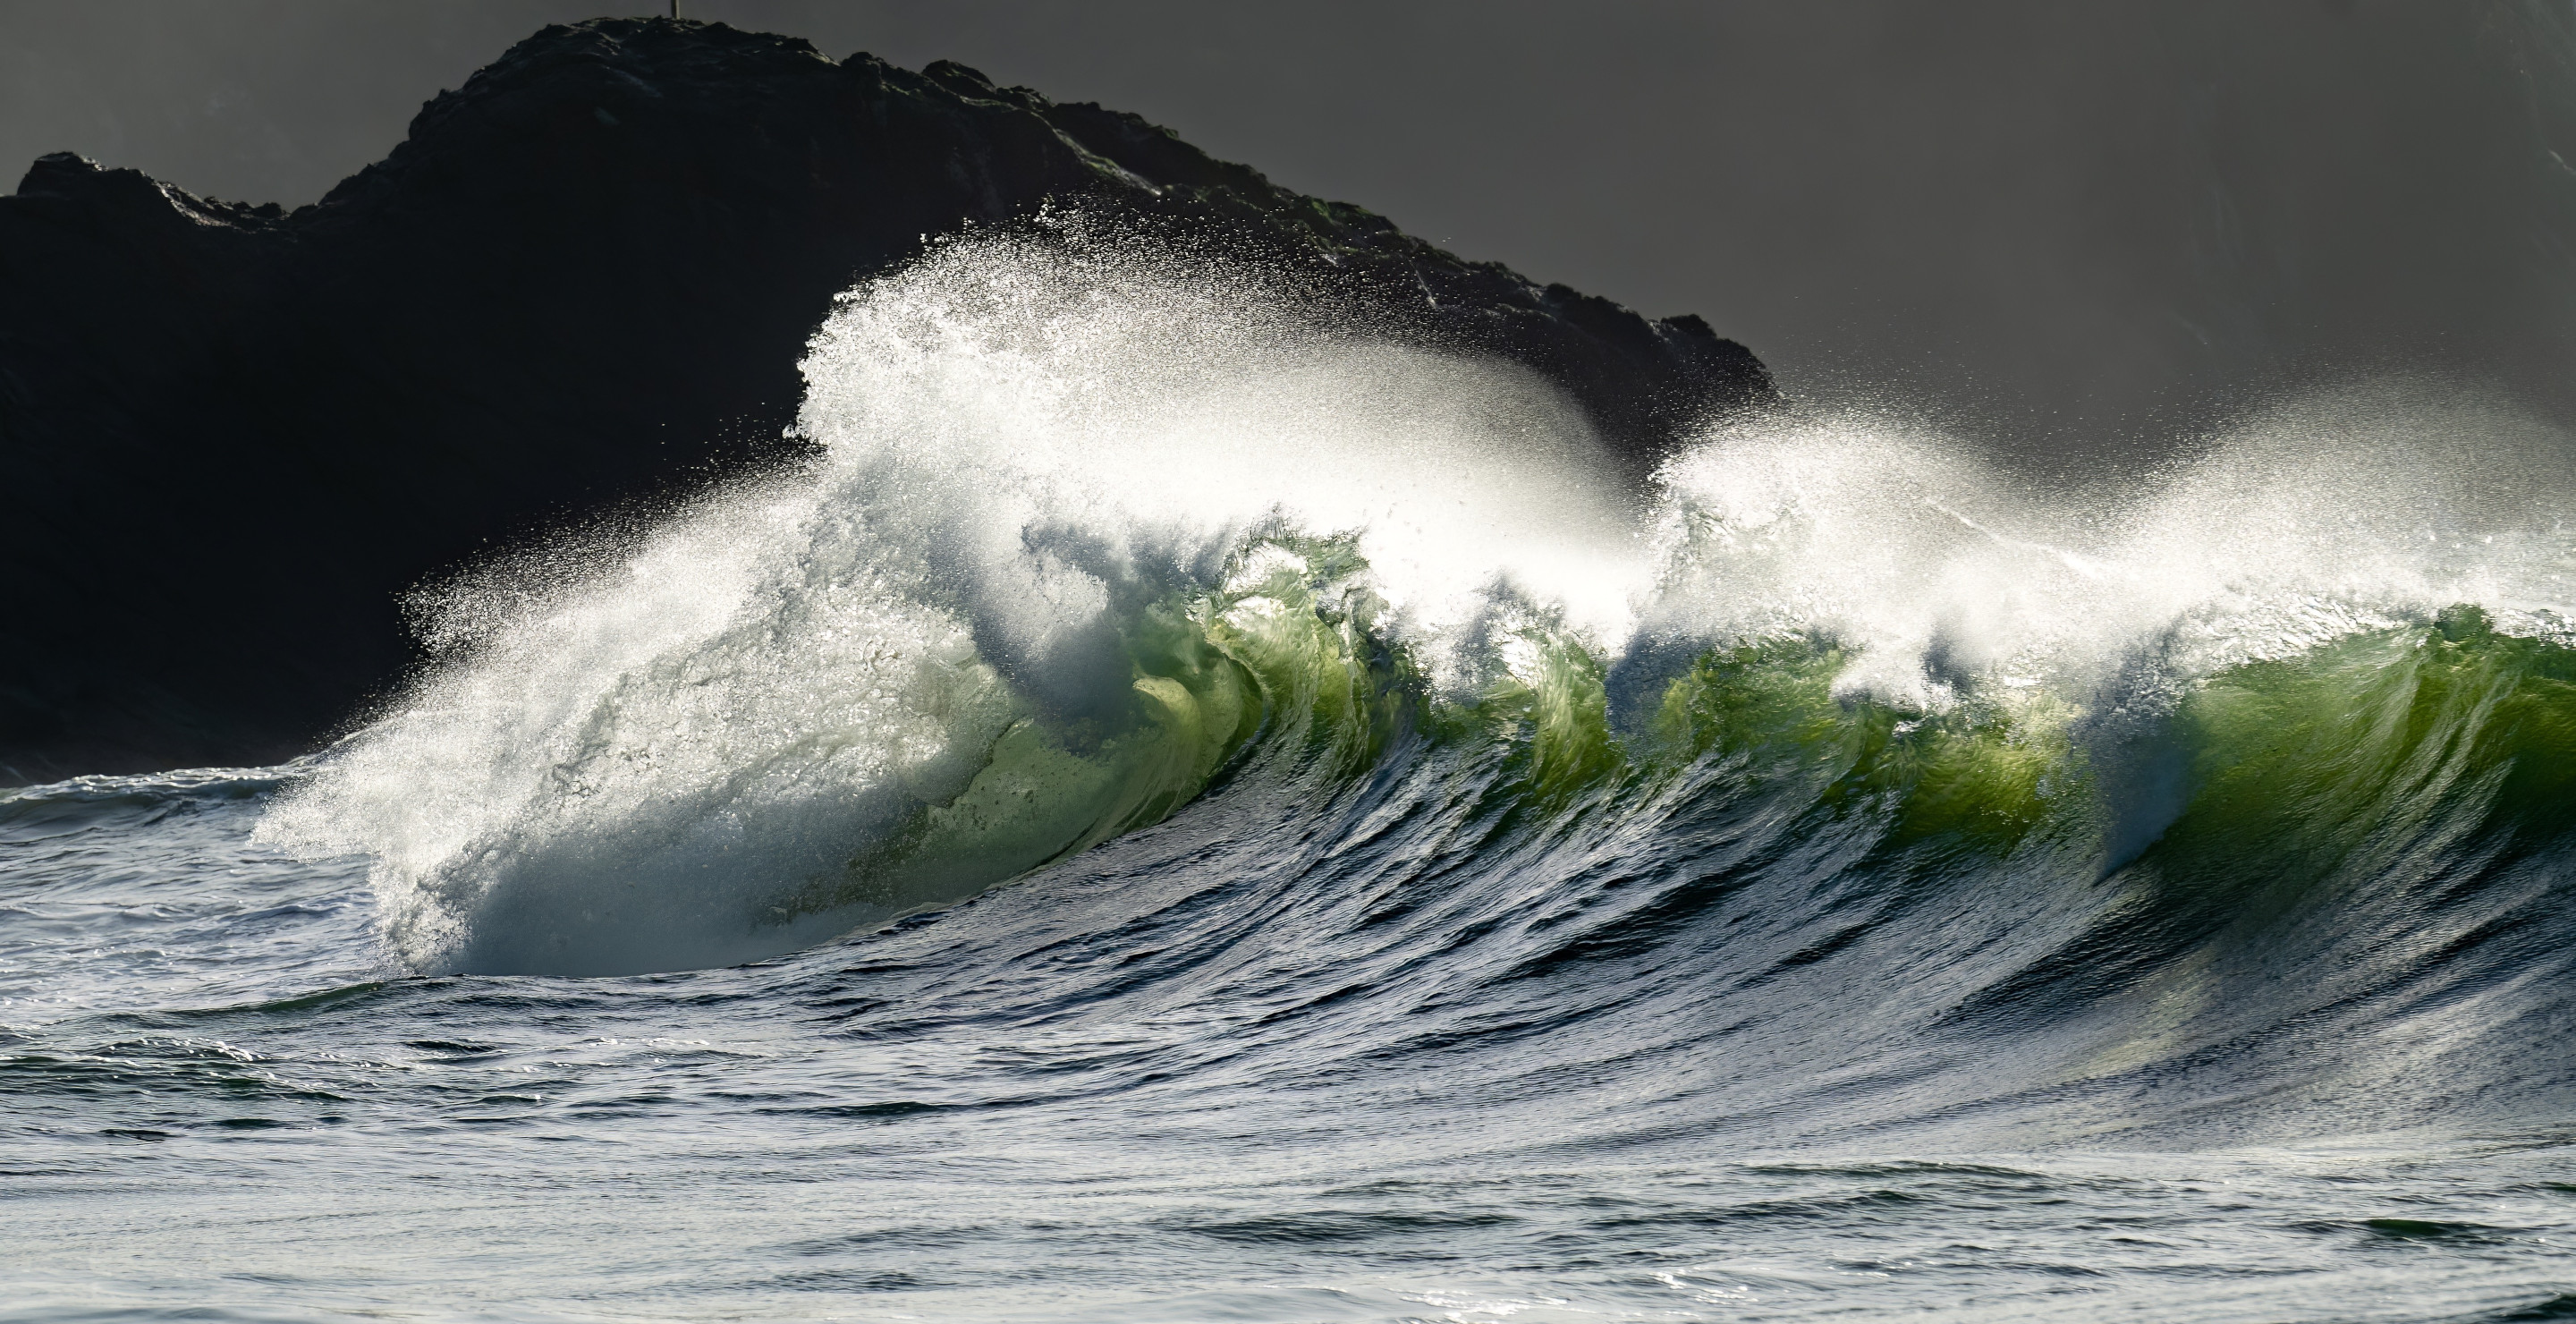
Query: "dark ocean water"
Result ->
[[5, 728, 2573, 1323], [8, 234, 2576, 1321]]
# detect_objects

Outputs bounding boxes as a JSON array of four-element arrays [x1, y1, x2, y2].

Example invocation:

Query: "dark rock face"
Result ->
[[0, 18, 1773, 784]]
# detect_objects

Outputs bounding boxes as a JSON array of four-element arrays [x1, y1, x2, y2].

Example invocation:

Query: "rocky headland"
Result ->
[[0, 17, 1773, 782]]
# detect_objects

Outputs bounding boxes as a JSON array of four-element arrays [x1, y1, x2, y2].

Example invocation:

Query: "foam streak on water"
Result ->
[[11, 229, 2576, 1321]]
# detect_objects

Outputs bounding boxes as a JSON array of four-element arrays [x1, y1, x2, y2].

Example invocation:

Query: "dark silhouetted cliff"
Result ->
[[0, 18, 1772, 782]]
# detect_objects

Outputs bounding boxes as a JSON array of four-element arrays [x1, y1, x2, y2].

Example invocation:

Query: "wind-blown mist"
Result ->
[[254, 231, 1640, 974]]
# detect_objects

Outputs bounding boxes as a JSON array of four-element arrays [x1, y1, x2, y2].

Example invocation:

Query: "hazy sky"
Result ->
[[6, 1, 2572, 460]]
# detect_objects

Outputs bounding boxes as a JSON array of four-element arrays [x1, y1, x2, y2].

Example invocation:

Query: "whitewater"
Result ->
[[7, 230, 2575, 1322]]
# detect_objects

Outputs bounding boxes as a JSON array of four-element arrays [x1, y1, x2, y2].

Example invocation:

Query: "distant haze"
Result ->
[[5, 0, 2572, 461]]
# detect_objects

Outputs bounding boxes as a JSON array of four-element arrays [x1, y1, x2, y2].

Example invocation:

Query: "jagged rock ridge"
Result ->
[[0, 17, 1773, 782]]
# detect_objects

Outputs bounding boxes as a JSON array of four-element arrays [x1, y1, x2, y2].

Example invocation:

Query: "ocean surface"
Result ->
[[8, 233, 2576, 1322]]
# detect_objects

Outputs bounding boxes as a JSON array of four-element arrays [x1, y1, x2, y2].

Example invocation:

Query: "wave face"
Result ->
[[250, 229, 2576, 1133]]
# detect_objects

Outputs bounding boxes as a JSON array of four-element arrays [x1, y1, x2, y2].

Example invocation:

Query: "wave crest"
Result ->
[[256, 227, 2576, 979]]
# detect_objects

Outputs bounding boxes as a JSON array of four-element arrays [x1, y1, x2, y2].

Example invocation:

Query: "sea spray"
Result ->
[[255, 228, 1646, 975], [258, 227, 2576, 980]]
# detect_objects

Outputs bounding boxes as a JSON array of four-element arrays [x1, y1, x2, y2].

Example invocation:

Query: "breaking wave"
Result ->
[[252, 223, 2576, 1144]]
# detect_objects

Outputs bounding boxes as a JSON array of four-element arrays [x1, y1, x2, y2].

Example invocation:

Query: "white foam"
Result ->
[[255, 226, 2576, 978], [255, 227, 1650, 976], [1644, 380, 2576, 713]]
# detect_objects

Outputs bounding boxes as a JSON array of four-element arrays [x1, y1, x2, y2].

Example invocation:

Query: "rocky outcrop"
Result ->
[[0, 18, 1773, 783]]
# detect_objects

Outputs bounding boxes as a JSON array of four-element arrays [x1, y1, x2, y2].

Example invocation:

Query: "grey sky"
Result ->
[[6, 1, 2571, 462]]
